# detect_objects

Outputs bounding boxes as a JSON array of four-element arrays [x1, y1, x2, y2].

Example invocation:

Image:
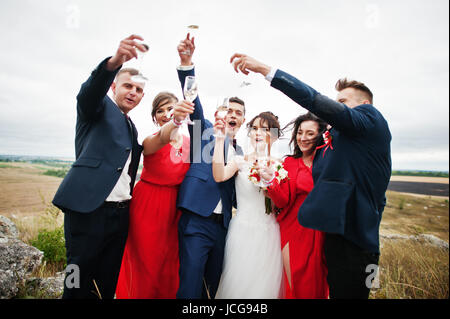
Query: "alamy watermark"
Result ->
[[65, 263, 80, 289], [365, 3, 380, 29], [366, 264, 380, 289], [168, 120, 281, 164], [66, 4, 80, 29]]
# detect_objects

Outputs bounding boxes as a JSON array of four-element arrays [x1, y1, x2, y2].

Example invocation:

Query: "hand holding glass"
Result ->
[[131, 41, 149, 83], [182, 76, 197, 125], [213, 97, 229, 138]]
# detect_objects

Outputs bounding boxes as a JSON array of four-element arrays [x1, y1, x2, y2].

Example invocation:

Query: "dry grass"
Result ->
[[389, 175, 449, 184], [372, 239, 448, 299], [381, 191, 449, 241], [371, 191, 449, 299], [0, 164, 61, 218]]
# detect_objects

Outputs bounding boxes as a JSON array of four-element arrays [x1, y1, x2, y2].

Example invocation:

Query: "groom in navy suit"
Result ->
[[52, 35, 147, 298], [175, 36, 246, 299], [230, 53, 391, 299]]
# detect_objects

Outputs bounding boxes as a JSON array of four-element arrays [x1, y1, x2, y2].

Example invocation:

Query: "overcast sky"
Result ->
[[0, 0, 448, 171]]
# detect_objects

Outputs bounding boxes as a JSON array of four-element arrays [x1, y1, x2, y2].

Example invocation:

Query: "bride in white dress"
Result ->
[[212, 111, 283, 299]]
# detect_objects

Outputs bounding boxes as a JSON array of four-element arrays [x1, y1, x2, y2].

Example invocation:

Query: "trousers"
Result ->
[[324, 233, 380, 299], [62, 202, 129, 299]]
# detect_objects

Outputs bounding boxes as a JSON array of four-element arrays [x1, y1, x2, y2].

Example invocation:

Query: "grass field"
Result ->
[[0, 162, 448, 299]]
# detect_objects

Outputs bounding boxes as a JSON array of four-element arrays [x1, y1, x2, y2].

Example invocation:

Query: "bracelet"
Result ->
[[262, 175, 276, 188], [172, 118, 182, 127]]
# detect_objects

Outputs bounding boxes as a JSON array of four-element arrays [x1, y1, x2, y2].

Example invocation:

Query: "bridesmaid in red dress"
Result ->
[[264, 112, 329, 298], [116, 92, 194, 298]]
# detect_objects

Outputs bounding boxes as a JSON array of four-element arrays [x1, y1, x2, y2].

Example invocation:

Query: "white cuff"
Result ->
[[177, 64, 195, 71], [265, 67, 277, 83]]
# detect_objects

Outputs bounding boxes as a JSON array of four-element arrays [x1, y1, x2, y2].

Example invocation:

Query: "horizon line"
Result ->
[[0, 153, 448, 173]]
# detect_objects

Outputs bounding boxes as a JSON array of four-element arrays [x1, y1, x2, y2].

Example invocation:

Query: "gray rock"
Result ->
[[417, 234, 449, 250], [0, 216, 44, 299], [380, 233, 449, 250], [0, 215, 19, 239], [26, 271, 64, 299]]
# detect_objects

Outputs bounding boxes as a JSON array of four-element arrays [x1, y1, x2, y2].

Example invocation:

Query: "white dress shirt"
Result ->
[[105, 102, 133, 202], [213, 143, 236, 215]]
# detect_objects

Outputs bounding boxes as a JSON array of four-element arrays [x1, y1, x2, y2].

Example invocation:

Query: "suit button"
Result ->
[[126, 148, 131, 152], [117, 167, 123, 172]]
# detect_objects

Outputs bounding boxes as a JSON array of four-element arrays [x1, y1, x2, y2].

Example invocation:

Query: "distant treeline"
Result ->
[[1, 157, 448, 178], [0, 157, 72, 169], [392, 170, 449, 178]]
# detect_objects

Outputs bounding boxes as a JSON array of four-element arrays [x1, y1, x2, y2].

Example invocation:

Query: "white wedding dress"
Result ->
[[215, 157, 283, 299]]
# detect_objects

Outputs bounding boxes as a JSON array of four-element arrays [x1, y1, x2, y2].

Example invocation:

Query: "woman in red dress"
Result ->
[[116, 92, 193, 298], [264, 112, 329, 298]]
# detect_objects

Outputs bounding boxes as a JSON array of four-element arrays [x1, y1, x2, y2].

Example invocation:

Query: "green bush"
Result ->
[[31, 227, 66, 266], [43, 169, 68, 178]]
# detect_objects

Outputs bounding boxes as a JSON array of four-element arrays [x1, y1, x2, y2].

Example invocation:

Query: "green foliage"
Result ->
[[398, 198, 405, 210], [392, 170, 449, 178], [30, 226, 66, 266], [0, 163, 15, 168], [43, 169, 68, 178]]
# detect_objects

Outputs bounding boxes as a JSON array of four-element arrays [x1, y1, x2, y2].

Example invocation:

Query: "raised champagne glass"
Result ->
[[213, 97, 229, 138], [131, 41, 149, 83], [182, 75, 198, 125]]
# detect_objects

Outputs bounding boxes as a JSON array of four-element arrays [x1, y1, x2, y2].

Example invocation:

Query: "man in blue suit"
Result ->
[[52, 35, 147, 299], [175, 36, 246, 299], [230, 53, 391, 299]]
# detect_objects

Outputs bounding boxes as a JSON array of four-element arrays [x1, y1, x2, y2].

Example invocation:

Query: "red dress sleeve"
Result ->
[[266, 157, 293, 209]]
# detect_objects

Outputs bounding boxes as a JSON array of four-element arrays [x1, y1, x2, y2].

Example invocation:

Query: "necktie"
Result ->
[[125, 114, 135, 178]]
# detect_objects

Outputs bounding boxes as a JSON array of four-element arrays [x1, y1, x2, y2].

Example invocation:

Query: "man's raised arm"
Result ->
[[77, 34, 147, 120]]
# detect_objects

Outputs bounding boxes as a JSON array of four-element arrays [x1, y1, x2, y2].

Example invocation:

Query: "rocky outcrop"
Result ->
[[380, 233, 449, 250], [25, 272, 65, 299], [0, 215, 44, 299], [0, 215, 65, 299], [0, 215, 19, 239]]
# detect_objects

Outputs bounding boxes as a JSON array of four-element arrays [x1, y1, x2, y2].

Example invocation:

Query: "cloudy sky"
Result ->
[[0, 0, 448, 171]]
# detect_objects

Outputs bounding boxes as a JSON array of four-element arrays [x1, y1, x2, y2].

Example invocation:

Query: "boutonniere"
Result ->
[[316, 130, 333, 157], [248, 160, 288, 215]]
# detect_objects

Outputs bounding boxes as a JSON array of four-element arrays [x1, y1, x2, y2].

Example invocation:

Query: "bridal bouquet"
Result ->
[[248, 160, 288, 215]]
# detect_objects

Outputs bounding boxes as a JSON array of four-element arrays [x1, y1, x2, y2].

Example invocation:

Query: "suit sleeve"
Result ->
[[76, 57, 121, 121], [177, 67, 212, 164], [271, 69, 377, 136]]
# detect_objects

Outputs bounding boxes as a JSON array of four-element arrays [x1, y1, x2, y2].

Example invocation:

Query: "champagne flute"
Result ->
[[187, 24, 199, 39], [131, 41, 149, 83], [213, 97, 229, 138], [182, 75, 197, 125], [255, 139, 269, 167]]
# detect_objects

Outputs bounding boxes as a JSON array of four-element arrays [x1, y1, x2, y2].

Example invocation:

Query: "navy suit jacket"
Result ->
[[52, 58, 142, 213], [176, 67, 241, 229], [271, 70, 391, 253]]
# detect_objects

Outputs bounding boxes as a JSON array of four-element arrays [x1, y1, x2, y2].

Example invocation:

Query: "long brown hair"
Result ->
[[283, 112, 328, 159], [246, 111, 282, 139], [151, 92, 178, 124]]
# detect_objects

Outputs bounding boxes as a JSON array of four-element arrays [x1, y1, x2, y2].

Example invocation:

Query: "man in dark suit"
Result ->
[[230, 53, 392, 299], [175, 36, 245, 299], [52, 35, 147, 299]]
